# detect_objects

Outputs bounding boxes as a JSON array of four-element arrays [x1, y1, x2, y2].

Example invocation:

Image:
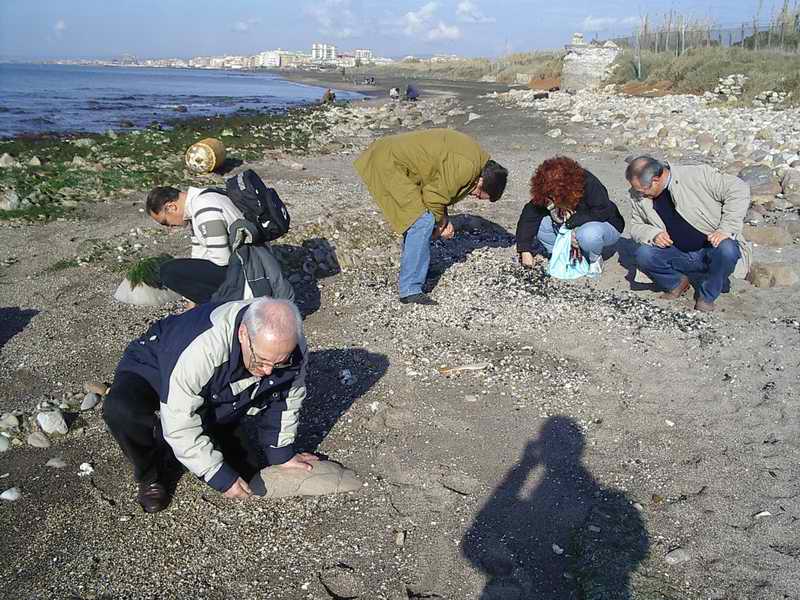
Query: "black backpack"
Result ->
[[202, 169, 290, 243]]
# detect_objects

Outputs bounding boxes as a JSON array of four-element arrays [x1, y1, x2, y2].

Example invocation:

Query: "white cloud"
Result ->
[[53, 19, 67, 37], [232, 18, 261, 33], [581, 15, 639, 32], [401, 2, 438, 35], [427, 22, 462, 40], [456, 1, 495, 24], [306, 0, 362, 39]]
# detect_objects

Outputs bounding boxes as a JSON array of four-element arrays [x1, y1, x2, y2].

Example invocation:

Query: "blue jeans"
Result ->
[[536, 217, 621, 262], [399, 211, 436, 298], [635, 239, 740, 302]]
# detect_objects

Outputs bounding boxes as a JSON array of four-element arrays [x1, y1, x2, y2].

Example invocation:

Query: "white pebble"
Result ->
[[0, 487, 20, 502]]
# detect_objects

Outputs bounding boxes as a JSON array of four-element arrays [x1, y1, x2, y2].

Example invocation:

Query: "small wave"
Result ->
[[24, 117, 57, 125]]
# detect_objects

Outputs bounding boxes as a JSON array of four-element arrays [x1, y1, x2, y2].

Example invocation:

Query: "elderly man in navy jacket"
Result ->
[[103, 298, 317, 513]]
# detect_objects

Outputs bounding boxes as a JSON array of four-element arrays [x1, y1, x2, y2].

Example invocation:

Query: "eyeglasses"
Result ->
[[245, 332, 293, 372]]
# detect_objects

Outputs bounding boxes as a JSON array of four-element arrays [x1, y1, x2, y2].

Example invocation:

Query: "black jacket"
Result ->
[[515, 169, 625, 253], [210, 219, 295, 304]]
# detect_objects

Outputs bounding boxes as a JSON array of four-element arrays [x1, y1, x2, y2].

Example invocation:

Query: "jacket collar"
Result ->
[[183, 187, 204, 220], [228, 305, 304, 396]]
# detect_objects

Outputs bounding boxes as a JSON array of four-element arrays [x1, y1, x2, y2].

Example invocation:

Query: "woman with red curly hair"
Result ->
[[516, 156, 624, 270]]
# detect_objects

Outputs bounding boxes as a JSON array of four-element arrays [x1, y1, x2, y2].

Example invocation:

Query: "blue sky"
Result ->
[[0, 0, 771, 60]]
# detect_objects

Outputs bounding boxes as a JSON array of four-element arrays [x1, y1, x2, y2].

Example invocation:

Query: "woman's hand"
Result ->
[[520, 252, 535, 268], [570, 231, 582, 263]]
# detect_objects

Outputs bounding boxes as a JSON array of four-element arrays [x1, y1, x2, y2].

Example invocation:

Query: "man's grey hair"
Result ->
[[242, 298, 303, 342], [625, 155, 667, 187]]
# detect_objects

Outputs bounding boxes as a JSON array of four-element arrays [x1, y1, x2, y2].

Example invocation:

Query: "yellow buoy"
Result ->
[[185, 138, 226, 173]]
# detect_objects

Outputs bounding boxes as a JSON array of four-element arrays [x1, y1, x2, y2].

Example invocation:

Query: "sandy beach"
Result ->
[[1, 78, 799, 600]]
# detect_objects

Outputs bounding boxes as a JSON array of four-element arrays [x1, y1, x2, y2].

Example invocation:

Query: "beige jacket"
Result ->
[[628, 164, 752, 278]]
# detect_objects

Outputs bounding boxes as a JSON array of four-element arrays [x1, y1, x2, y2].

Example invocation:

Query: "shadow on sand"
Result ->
[[298, 347, 389, 453], [462, 416, 649, 599], [0, 307, 39, 351]]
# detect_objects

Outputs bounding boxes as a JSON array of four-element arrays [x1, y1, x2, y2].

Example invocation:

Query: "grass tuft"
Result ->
[[125, 254, 174, 289]]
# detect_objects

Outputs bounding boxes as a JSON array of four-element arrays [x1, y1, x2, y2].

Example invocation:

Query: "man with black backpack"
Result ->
[[147, 171, 294, 306]]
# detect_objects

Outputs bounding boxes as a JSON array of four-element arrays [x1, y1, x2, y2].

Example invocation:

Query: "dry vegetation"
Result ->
[[609, 46, 800, 103], [352, 52, 564, 84]]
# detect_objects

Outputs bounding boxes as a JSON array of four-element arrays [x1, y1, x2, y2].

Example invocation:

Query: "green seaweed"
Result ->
[[125, 254, 174, 289], [0, 105, 332, 222]]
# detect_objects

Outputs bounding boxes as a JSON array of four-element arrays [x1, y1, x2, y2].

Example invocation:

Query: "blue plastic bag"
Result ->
[[547, 226, 599, 280]]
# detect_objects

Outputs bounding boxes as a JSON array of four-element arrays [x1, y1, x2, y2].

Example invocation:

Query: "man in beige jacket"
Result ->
[[626, 156, 751, 312]]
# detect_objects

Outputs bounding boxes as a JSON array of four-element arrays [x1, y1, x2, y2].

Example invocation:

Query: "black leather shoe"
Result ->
[[399, 293, 438, 306], [137, 482, 168, 513]]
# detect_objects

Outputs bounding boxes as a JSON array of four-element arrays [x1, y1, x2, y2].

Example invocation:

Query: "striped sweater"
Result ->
[[185, 187, 244, 266]]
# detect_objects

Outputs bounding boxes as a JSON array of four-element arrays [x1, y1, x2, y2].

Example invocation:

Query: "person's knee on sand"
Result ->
[[634, 244, 663, 272], [574, 222, 619, 262]]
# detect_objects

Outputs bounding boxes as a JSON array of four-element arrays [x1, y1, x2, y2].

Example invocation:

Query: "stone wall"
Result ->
[[561, 40, 620, 92]]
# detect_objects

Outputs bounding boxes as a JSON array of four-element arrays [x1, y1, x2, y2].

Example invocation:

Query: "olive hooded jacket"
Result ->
[[354, 129, 490, 234]]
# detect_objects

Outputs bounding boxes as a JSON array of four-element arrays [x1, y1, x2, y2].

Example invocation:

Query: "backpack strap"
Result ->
[[199, 187, 228, 197]]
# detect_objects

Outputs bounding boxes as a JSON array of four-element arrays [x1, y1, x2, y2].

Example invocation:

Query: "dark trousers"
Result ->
[[103, 371, 264, 485], [635, 239, 740, 302], [159, 258, 227, 304]]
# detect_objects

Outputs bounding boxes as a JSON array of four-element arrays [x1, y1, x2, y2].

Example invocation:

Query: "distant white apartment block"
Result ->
[[255, 51, 281, 68], [353, 49, 373, 61], [311, 43, 337, 61]]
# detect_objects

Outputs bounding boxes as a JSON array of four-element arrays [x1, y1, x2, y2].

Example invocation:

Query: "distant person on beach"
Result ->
[[146, 185, 293, 306], [405, 84, 419, 101], [625, 156, 751, 312], [516, 156, 624, 272], [354, 129, 508, 305], [321, 88, 336, 104], [389, 87, 400, 100], [103, 298, 316, 513]]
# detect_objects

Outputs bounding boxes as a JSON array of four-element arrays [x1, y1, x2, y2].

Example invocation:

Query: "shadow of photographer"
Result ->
[[462, 416, 649, 599]]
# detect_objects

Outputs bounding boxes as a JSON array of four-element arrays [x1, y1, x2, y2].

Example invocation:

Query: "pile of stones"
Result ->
[[308, 98, 466, 155], [710, 74, 748, 102], [753, 90, 789, 108]]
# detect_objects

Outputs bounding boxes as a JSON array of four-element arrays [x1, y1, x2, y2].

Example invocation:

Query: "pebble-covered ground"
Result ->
[[1, 79, 799, 599]]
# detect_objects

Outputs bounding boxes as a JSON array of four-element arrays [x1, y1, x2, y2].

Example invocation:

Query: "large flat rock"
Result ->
[[248, 460, 362, 499], [113, 279, 181, 306]]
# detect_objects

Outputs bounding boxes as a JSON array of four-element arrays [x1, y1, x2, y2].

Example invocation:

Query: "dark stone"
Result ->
[[737, 164, 774, 187]]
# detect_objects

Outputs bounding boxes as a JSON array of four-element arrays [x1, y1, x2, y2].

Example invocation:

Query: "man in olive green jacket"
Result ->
[[626, 156, 752, 312], [354, 129, 508, 305]]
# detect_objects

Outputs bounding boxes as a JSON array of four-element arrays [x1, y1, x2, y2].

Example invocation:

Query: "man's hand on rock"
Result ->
[[435, 220, 455, 240], [223, 477, 253, 499], [707, 230, 730, 248], [278, 452, 320, 472], [654, 231, 673, 248]]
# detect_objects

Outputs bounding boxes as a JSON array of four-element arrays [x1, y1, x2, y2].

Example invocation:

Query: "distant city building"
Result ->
[[278, 51, 313, 67], [431, 54, 461, 62], [255, 51, 281, 68], [338, 54, 357, 68], [311, 43, 337, 61], [353, 48, 373, 61]]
